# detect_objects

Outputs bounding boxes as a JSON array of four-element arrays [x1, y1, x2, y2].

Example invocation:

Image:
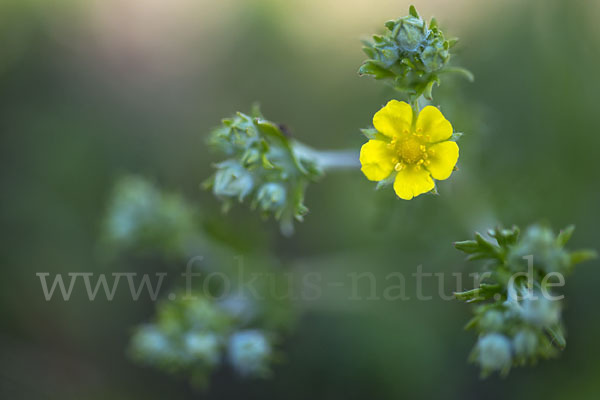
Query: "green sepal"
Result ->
[[454, 284, 503, 303]]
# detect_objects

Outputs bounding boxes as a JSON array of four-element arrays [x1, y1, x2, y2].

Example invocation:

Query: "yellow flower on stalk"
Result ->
[[360, 100, 459, 200]]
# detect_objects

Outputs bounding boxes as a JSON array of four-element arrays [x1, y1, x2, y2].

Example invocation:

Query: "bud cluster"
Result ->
[[454, 224, 596, 376], [130, 293, 276, 388], [205, 107, 323, 235], [359, 5, 471, 100]]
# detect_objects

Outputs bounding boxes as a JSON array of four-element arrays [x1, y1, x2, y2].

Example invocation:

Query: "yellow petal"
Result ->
[[360, 140, 395, 181], [427, 141, 459, 180], [416, 106, 453, 143], [393, 165, 434, 200], [373, 100, 413, 138]]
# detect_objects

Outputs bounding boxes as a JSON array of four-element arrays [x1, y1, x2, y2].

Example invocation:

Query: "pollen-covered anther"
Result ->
[[399, 137, 425, 164], [394, 162, 404, 171], [387, 137, 399, 150]]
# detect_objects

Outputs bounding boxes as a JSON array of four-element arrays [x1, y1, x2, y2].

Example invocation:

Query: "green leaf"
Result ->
[[556, 225, 575, 246], [375, 173, 396, 190], [358, 62, 394, 79], [360, 128, 378, 139], [409, 5, 419, 18], [454, 284, 502, 303], [475, 232, 501, 254], [454, 240, 479, 254], [441, 66, 474, 82], [570, 249, 597, 266], [450, 131, 463, 141], [545, 326, 566, 350], [429, 17, 438, 30]]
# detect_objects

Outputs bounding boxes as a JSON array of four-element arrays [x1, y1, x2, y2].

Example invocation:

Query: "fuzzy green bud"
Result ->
[[478, 309, 505, 331], [184, 332, 221, 365], [513, 330, 538, 358], [477, 333, 512, 372], [256, 183, 286, 212], [395, 16, 428, 52], [213, 160, 254, 201], [421, 37, 450, 72], [507, 224, 571, 274], [519, 296, 561, 327], [228, 330, 272, 377]]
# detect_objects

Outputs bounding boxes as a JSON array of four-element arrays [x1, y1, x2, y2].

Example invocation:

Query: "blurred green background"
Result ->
[[1, 0, 599, 398]]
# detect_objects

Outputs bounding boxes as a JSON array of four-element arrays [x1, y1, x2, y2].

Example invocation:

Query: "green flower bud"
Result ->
[[477, 333, 512, 372], [359, 6, 470, 99], [103, 175, 197, 256], [184, 332, 221, 365], [256, 183, 286, 212], [131, 325, 171, 359], [513, 330, 538, 357], [519, 295, 561, 327], [421, 37, 450, 72], [228, 330, 271, 376], [396, 16, 428, 52], [213, 160, 254, 201], [507, 224, 571, 274], [479, 309, 505, 331]]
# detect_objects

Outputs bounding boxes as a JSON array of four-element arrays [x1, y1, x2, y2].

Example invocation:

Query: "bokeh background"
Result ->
[[1, 0, 599, 399]]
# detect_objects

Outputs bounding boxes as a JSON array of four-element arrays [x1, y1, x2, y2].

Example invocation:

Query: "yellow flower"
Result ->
[[360, 100, 459, 200]]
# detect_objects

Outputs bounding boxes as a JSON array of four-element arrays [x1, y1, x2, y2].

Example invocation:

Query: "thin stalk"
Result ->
[[292, 142, 359, 172]]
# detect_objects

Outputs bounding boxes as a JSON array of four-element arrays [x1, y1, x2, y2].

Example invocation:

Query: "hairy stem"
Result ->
[[292, 142, 360, 172]]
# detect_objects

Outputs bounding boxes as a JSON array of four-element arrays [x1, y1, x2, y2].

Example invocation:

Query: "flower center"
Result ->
[[400, 137, 423, 163], [388, 134, 431, 171]]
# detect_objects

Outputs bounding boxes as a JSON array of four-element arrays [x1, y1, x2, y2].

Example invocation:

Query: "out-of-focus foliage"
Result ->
[[103, 176, 199, 257], [104, 176, 293, 388], [130, 294, 275, 388], [455, 224, 596, 376]]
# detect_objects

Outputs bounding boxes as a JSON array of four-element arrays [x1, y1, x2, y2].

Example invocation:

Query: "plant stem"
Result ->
[[292, 142, 360, 172]]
